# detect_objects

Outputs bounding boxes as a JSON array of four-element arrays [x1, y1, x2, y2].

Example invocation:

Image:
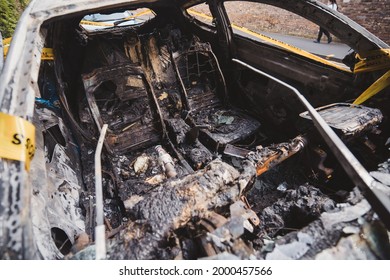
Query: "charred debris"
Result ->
[[33, 11, 390, 260]]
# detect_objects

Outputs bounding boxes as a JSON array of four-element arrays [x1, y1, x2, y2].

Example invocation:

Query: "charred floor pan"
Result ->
[[33, 21, 390, 260]]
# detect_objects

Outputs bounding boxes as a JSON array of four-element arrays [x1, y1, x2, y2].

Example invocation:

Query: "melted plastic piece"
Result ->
[[300, 103, 383, 138]]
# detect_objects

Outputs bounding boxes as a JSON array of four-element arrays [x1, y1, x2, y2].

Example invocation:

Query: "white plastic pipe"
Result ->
[[95, 124, 108, 260]]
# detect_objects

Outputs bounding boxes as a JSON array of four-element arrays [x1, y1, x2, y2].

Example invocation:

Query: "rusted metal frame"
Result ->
[[232, 58, 390, 230], [206, 49, 228, 103], [82, 63, 144, 91], [84, 86, 113, 154], [240, 196, 260, 226], [178, 48, 228, 103], [83, 79, 104, 130], [83, 57, 166, 135], [168, 45, 192, 112], [143, 49, 194, 173], [142, 74, 167, 139], [82, 63, 146, 153], [108, 124, 159, 152], [172, 45, 230, 148]]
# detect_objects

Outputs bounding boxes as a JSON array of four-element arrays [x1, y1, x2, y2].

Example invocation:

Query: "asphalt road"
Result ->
[[235, 28, 353, 61]]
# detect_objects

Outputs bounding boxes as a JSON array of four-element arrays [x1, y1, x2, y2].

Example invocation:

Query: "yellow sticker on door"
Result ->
[[0, 112, 36, 170]]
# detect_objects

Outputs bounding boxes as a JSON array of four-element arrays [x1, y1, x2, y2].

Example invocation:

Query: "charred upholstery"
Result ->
[[66, 22, 264, 255], [78, 26, 261, 155]]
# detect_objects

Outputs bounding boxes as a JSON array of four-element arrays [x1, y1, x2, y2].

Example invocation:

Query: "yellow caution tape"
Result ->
[[2, 37, 11, 58], [124, 8, 154, 20], [353, 70, 390, 105], [41, 48, 54, 60], [3, 45, 8, 58], [3, 38, 54, 60], [2, 37, 12, 45], [80, 20, 114, 27], [3, 46, 54, 60], [188, 9, 213, 22], [188, 9, 351, 73], [352, 49, 390, 104], [0, 112, 36, 170], [354, 49, 390, 73]]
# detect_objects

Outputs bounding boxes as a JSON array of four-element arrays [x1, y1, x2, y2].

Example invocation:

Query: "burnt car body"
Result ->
[[0, 0, 390, 260]]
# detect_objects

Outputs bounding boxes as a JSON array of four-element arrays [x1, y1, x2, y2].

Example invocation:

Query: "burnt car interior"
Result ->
[[11, 0, 390, 259]]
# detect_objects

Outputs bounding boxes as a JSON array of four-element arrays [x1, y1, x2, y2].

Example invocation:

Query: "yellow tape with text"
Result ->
[[353, 49, 390, 104], [354, 49, 390, 73], [41, 48, 54, 60], [0, 112, 36, 170], [3, 38, 54, 60]]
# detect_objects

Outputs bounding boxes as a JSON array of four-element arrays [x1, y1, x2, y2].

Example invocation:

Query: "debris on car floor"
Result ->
[[55, 25, 389, 259], [1, 0, 390, 260]]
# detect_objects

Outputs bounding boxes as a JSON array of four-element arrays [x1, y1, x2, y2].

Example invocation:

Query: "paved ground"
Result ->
[[243, 30, 352, 61], [191, 3, 352, 62]]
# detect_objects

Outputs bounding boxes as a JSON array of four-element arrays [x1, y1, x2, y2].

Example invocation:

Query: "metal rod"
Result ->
[[95, 123, 108, 260], [169, 46, 191, 111], [232, 58, 390, 230], [207, 50, 229, 103], [143, 76, 167, 137]]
